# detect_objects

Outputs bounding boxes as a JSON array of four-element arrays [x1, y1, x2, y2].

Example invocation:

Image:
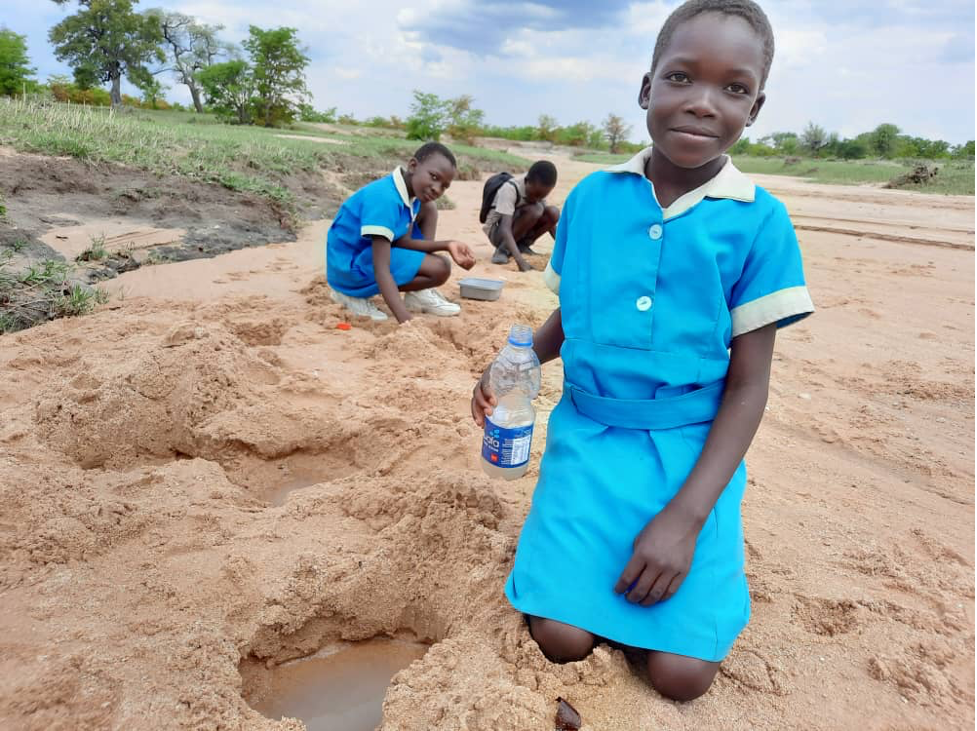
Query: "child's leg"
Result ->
[[646, 651, 720, 702], [518, 205, 560, 246], [399, 253, 450, 292], [528, 615, 596, 663], [509, 202, 545, 243]]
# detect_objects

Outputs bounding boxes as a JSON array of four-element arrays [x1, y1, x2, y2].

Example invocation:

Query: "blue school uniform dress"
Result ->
[[326, 168, 425, 297], [504, 148, 814, 662]]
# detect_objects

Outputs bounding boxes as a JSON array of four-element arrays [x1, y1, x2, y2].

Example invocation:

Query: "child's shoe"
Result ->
[[330, 289, 388, 321], [404, 288, 461, 317]]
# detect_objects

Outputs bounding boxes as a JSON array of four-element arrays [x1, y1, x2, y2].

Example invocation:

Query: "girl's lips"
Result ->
[[670, 128, 719, 143]]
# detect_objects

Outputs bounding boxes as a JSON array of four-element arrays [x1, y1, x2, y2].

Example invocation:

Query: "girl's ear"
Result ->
[[407, 157, 419, 172], [638, 72, 652, 110], [745, 92, 766, 127]]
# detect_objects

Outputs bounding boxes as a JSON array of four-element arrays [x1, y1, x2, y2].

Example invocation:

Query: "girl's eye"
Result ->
[[665, 72, 691, 83], [727, 83, 750, 95]]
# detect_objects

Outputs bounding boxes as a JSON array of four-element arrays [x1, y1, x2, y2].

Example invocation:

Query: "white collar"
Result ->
[[607, 146, 755, 219], [392, 167, 416, 208]]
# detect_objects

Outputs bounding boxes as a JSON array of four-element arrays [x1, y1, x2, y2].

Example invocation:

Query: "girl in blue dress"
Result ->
[[471, 0, 814, 702]]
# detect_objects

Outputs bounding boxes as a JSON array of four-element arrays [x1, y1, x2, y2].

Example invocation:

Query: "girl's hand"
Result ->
[[470, 367, 496, 427], [447, 241, 476, 270], [613, 505, 700, 606]]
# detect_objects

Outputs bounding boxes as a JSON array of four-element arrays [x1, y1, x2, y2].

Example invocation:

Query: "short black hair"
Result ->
[[650, 0, 775, 88], [413, 141, 457, 167], [526, 160, 558, 187]]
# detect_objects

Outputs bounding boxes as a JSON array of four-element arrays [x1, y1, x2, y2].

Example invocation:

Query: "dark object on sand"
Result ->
[[885, 163, 939, 189], [555, 697, 582, 730]]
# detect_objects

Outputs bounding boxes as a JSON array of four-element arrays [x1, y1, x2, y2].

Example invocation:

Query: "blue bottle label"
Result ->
[[482, 417, 534, 469]]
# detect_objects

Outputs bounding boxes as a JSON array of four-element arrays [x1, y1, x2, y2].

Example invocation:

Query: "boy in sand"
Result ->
[[483, 160, 560, 272], [326, 142, 476, 323]]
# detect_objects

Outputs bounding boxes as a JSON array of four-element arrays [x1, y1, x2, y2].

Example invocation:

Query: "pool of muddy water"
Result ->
[[245, 639, 428, 730]]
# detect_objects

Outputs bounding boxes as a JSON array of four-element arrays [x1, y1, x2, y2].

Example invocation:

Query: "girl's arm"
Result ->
[[370, 237, 413, 324], [391, 233, 476, 269], [471, 308, 564, 426], [614, 322, 777, 605]]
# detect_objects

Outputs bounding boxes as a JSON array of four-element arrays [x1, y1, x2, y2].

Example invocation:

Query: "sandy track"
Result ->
[[0, 154, 973, 730]]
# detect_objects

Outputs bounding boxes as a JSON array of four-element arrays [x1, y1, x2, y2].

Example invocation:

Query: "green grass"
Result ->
[[573, 150, 974, 195], [573, 152, 634, 165], [0, 253, 107, 333], [76, 234, 109, 262], [0, 99, 531, 221]]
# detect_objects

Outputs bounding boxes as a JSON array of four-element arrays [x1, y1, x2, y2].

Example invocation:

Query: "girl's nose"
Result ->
[[685, 87, 718, 117]]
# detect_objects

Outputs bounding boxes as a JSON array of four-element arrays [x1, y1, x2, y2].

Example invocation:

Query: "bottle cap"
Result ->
[[508, 323, 533, 347]]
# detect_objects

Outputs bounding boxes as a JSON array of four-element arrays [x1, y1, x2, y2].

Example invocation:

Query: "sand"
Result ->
[[0, 152, 973, 730]]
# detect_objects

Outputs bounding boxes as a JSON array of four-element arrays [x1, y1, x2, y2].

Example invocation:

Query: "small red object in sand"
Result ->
[[336, 322, 352, 331], [555, 697, 582, 730]]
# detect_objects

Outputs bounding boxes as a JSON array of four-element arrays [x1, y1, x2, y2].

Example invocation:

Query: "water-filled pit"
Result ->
[[243, 638, 429, 730]]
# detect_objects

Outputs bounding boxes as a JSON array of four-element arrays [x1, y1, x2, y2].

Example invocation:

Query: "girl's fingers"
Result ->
[[663, 572, 685, 601], [614, 556, 644, 595], [640, 571, 675, 607], [626, 566, 659, 604]]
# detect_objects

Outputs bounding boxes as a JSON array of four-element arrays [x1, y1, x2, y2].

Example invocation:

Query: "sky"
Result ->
[[5, 0, 976, 144]]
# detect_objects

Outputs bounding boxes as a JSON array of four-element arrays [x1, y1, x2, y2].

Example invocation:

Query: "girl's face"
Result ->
[[640, 12, 767, 170], [407, 154, 456, 203]]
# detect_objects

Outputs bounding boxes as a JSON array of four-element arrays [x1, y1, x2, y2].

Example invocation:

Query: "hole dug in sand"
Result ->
[[242, 637, 428, 730]]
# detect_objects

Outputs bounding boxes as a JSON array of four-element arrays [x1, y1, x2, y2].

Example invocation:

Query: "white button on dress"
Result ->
[[648, 224, 663, 240], [636, 296, 653, 311]]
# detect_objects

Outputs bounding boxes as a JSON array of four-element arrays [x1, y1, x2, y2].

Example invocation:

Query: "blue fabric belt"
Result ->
[[568, 381, 725, 430]]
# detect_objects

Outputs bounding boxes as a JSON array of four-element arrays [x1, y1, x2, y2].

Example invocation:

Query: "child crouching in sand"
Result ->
[[326, 142, 476, 323]]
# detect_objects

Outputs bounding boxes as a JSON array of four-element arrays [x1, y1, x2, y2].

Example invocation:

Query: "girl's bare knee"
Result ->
[[430, 254, 451, 284], [528, 616, 595, 663], [646, 652, 719, 702]]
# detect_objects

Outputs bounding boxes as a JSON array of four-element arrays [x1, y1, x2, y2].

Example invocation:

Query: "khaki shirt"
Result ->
[[482, 176, 546, 236]]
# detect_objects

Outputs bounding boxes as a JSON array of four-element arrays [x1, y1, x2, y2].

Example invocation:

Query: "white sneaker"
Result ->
[[330, 289, 388, 321], [404, 288, 461, 317]]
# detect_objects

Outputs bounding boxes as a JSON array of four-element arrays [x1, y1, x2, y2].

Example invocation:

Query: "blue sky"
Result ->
[[6, 0, 976, 143]]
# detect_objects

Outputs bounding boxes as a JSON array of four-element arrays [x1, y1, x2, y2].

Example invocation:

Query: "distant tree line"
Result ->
[[731, 121, 974, 161]]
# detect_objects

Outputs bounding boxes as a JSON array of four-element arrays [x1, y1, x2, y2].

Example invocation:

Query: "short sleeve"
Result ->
[[729, 200, 814, 337], [493, 182, 518, 216], [359, 187, 399, 242], [542, 188, 573, 295]]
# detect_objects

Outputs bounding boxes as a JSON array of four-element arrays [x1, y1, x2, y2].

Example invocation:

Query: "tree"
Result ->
[[868, 123, 900, 158], [49, 0, 164, 108], [536, 114, 558, 142], [149, 10, 227, 113], [835, 138, 868, 160], [244, 26, 309, 127], [602, 114, 631, 154], [765, 131, 800, 155], [951, 140, 975, 159], [406, 90, 448, 140], [800, 122, 831, 157], [196, 60, 254, 124], [0, 28, 36, 96], [445, 94, 485, 145], [136, 75, 167, 108]]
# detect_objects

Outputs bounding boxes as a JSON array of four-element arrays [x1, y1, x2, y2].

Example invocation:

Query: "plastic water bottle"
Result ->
[[481, 324, 541, 480]]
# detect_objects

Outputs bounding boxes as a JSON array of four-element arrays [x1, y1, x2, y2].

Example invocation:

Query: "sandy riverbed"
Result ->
[[0, 152, 973, 730]]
